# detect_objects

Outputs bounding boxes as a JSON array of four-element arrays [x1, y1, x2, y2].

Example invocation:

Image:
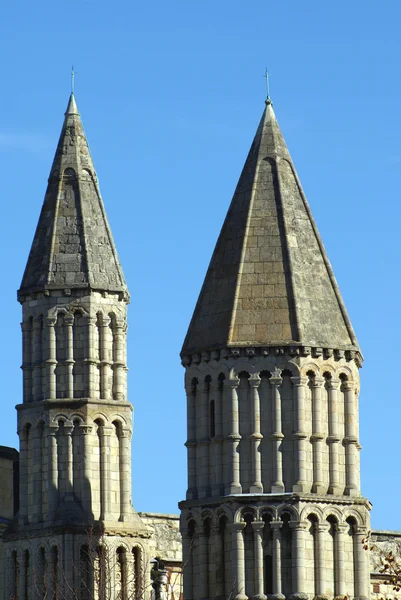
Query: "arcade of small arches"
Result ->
[[185, 362, 361, 500], [21, 307, 127, 403], [17, 412, 132, 525], [6, 540, 143, 600], [182, 504, 369, 600]]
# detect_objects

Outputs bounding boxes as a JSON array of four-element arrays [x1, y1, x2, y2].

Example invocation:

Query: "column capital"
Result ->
[[335, 523, 348, 534], [291, 376, 308, 387], [249, 374, 261, 388], [21, 321, 32, 332], [227, 377, 240, 389], [317, 523, 330, 533], [101, 316, 111, 327], [80, 425, 93, 435], [270, 520, 283, 530], [312, 376, 325, 388], [269, 368, 282, 384], [185, 381, 197, 396], [64, 313, 74, 326], [342, 380, 355, 391], [251, 520, 265, 532], [120, 428, 132, 440], [326, 377, 340, 390], [354, 526, 368, 536], [100, 426, 114, 437], [194, 524, 207, 537], [45, 316, 57, 327]]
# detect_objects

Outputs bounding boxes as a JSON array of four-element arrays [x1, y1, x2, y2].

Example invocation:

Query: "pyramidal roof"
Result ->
[[18, 94, 128, 299], [182, 99, 359, 356]]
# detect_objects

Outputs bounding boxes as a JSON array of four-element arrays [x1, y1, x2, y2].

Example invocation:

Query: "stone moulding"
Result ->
[[181, 345, 363, 368]]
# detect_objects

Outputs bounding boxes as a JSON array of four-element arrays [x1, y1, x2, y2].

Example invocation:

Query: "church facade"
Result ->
[[0, 91, 398, 600]]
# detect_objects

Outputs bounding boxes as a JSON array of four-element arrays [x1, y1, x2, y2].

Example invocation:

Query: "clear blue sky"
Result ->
[[0, 0, 400, 529]]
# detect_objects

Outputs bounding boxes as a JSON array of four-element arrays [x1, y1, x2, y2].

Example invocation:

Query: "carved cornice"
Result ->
[[181, 345, 363, 367]]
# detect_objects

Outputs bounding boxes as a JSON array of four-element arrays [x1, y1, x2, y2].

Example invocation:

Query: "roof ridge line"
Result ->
[[227, 109, 266, 344], [274, 155, 301, 342]]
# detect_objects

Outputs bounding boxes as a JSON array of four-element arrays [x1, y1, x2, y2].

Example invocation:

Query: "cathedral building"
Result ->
[[0, 90, 399, 600], [0, 94, 182, 600], [178, 96, 398, 600]]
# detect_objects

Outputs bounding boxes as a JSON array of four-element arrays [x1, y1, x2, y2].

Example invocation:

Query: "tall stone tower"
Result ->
[[4, 94, 147, 599], [179, 99, 371, 600]]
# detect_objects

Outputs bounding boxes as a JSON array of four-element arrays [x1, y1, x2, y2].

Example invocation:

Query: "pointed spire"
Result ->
[[182, 101, 359, 356], [18, 95, 128, 300], [65, 92, 79, 115]]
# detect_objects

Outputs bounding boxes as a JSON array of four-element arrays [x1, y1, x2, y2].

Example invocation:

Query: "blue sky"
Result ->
[[0, 0, 400, 528]]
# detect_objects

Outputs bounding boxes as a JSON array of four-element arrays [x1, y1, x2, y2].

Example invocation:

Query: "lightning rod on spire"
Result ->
[[264, 68, 271, 103], [71, 66, 76, 95]]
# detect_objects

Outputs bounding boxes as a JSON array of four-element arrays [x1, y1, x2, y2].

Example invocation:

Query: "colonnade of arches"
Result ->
[[18, 414, 132, 524], [185, 363, 360, 499], [21, 308, 127, 403], [182, 505, 369, 600], [6, 542, 142, 600]]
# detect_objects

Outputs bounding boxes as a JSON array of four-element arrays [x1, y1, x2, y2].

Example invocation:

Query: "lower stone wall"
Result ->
[[139, 512, 182, 600], [370, 530, 401, 600]]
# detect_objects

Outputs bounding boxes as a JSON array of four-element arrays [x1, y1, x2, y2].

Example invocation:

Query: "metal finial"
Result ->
[[264, 68, 271, 103], [71, 66, 76, 94]]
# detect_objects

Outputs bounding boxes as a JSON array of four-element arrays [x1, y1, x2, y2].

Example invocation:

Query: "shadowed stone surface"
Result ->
[[182, 100, 359, 355], [19, 93, 127, 298]]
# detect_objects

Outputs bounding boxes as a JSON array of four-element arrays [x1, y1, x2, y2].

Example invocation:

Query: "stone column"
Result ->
[[270, 369, 284, 493], [198, 380, 210, 498], [270, 520, 284, 597], [327, 378, 341, 495], [311, 377, 325, 494], [316, 523, 329, 597], [47, 425, 59, 518], [226, 377, 242, 494], [18, 427, 29, 524], [85, 316, 98, 397], [19, 550, 27, 600], [80, 425, 93, 516], [65, 314, 75, 399], [291, 376, 308, 493], [100, 316, 112, 400], [32, 424, 43, 520], [343, 381, 359, 496], [249, 375, 263, 493], [45, 316, 57, 400], [181, 531, 194, 600], [229, 522, 247, 600], [65, 421, 74, 495], [289, 521, 308, 599], [185, 380, 197, 500], [252, 521, 267, 600], [119, 428, 132, 521], [102, 426, 113, 520], [32, 316, 43, 401], [21, 320, 32, 403], [211, 524, 224, 599], [112, 318, 126, 400], [354, 527, 369, 600], [196, 525, 209, 600], [334, 524, 347, 598], [211, 379, 224, 497]]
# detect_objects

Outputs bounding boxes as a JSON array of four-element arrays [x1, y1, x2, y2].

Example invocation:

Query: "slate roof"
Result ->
[[182, 100, 359, 355], [19, 94, 128, 299]]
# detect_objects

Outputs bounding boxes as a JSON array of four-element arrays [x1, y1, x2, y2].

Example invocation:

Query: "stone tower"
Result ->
[[4, 94, 148, 599], [179, 99, 371, 600]]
